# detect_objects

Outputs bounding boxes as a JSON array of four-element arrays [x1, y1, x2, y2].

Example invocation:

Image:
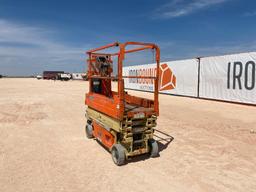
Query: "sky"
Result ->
[[0, 0, 256, 76]]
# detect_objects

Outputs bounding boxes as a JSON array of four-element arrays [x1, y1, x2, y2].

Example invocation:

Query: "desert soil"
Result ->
[[0, 78, 256, 192]]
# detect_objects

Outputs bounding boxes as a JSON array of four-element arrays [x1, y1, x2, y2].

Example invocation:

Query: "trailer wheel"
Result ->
[[111, 144, 125, 166], [85, 123, 93, 139], [149, 139, 159, 157]]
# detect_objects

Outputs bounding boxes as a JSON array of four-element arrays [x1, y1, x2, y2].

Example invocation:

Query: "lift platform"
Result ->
[[85, 42, 160, 165]]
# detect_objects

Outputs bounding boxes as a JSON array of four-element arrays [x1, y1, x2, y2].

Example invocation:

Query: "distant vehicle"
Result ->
[[71, 73, 86, 80], [81, 73, 88, 81], [43, 71, 64, 80], [59, 73, 71, 81], [36, 75, 42, 80]]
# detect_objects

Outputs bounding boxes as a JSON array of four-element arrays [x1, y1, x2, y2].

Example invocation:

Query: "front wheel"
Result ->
[[111, 144, 126, 166], [149, 139, 159, 157], [85, 123, 93, 139]]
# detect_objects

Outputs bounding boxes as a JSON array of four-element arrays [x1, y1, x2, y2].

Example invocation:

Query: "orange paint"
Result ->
[[159, 63, 176, 91], [85, 42, 160, 119], [92, 121, 115, 149]]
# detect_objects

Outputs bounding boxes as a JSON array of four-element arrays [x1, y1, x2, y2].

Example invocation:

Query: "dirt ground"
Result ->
[[0, 78, 256, 192]]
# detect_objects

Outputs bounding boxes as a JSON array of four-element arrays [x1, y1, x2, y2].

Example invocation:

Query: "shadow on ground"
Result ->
[[154, 129, 174, 153], [126, 129, 174, 164], [93, 129, 174, 165]]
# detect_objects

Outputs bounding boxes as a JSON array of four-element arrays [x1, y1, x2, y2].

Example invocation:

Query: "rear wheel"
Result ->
[[111, 144, 126, 166], [149, 139, 159, 157], [85, 123, 93, 139]]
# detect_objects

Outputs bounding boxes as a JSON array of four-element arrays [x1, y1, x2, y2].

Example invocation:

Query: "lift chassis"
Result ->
[[85, 42, 160, 165]]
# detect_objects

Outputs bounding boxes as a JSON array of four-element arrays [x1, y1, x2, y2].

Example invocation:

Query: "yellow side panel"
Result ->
[[86, 107, 121, 132]]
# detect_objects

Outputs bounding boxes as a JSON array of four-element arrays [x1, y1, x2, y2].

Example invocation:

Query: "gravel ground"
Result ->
[[0, 78, 256, 192]]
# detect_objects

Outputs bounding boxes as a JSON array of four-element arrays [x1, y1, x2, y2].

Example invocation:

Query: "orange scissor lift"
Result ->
[[85, 42, 160, 165]]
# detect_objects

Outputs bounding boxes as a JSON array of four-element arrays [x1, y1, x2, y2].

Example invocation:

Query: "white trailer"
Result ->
[[72, 73, 86, 80], [59, 73, 71, 81]]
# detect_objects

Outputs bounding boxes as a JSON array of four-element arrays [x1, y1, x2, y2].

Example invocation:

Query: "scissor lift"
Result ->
[[85, 42, 160, 165]]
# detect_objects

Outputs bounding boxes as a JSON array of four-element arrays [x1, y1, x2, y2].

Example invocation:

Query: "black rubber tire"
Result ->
[[111, 144, 126, 166], [149, 139, 159, 157], [85, 123, 93, 139]]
